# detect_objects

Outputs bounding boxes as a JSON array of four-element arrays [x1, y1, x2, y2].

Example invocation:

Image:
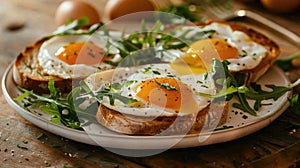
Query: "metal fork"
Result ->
[[198, 0, 235, 20], [197, 0, 300, 47]]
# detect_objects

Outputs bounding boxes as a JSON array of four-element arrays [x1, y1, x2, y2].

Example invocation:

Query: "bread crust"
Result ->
[[13, 21, 280, 94], [96, 101, 229, 135], [198, 20, 280, 83], [13, 38, 82, 94], [93, 21, 279, 135]]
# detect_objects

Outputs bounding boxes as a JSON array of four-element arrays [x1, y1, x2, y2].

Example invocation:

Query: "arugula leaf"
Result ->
[[15, 77, 140, 130], [50, 117, 62, 125], [244, 80, 300, 110], [105, 21, 216, 67], [90, 81, 138, 105], [79, 80, 92, 93], [44, 17, 103, 38], [48, 78, 59, 99], [14, 90, 33, 101], [274, 53, 300, 71], [198, 59, 300, 115], [280, 94, 300, 127], [198, 86, 238, 98], [40, 103, 60, 116], [15, 83, 83, 130], [155, 81, 177, 91], [233, 92, 256, 116], [288, 94, 300, 117]]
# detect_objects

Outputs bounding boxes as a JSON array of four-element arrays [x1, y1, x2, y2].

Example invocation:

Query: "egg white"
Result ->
[[174, 22, 267, 72], [101, 64, 215, 117], [38, 33, 119, 79]]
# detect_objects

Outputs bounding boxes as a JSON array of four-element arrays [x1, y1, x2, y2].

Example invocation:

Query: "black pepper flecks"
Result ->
[[242, 115, 248, 119]]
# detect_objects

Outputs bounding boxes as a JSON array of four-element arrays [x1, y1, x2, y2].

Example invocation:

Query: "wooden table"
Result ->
[[1, 0, 300, 167]]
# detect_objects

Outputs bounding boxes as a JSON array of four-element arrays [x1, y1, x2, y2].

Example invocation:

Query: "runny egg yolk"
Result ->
[[135, 78, 199, 113], [170, 38, 239, 75], [55, 42, 105, 65], [186, 38, 239, 62]]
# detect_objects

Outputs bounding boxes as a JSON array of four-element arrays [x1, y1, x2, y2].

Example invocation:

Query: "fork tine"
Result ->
[[200, 0, 234, 20]]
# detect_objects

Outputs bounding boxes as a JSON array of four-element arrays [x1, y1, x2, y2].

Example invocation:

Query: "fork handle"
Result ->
[[230, 10, 300, 48]]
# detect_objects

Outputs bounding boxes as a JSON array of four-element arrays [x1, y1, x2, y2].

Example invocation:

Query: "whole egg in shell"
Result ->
[[104, 0, 155, 21], [55, 0, 101, 26]]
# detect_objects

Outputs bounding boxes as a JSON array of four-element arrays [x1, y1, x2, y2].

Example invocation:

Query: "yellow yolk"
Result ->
[[188, 38, 239, 61], [170, 38, 239, 75], [169, 56, 207, 75], [135, 78, 199, 113], [55, 42, 105, 65]]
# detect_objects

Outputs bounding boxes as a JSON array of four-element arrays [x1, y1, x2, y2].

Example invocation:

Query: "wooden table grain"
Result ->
[[1, 0, 300, 167]]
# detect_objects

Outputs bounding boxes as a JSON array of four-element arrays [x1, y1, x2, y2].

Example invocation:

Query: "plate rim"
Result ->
[[1, 63, 291, 149]]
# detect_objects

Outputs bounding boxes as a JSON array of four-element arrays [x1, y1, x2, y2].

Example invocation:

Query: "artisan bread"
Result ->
[[84, 65, 229, 136], [96, 101, 228, 135], [86, 21, 280, 136], [13, 20, 280, 95], [13, 38, 81, 94], [198, 20, 280, 83]]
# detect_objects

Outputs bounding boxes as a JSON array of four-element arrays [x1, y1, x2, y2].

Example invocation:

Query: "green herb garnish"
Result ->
[[155, 81, 177, 91], [17, 144, 28, 150], [36, 133, 45, 140], [45, 18, 215, 68], [198, 59, 300, 116], [79, 80, 138, 106], [280, 94, 300, 127], [45, 17, 103, 38], [214, 125, 234, 131], [288, 94, 300, 118], [63, 166, 82, 168], [51, 144, 61, 148], [101, 157, 121, 164], [240, 50, 248, 57], [274, 53, 300, 71], [152, 70, 161, 75], [105, 21, 216, 67], [143, 67, 151, 73], [14, 78, 137, 130]]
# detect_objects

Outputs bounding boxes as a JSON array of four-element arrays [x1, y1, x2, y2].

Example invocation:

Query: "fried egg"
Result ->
[[38, 22, 266, 80], [170, 22, 267, 73], [101, 63, 215, 117], [38, 34, 119, 79]]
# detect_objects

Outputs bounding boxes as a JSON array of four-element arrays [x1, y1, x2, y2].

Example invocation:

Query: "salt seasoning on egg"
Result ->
[[55, 0, 101, 26]]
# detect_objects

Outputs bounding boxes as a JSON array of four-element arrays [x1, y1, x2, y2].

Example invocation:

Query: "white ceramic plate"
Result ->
[[2, 64, 291, 151]]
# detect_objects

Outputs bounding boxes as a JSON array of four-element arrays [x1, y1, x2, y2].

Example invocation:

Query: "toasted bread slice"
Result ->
[[198, 20, 280, 83], [87, 21, 279, 135], [96, 101, 228, 136], [13, 21, 280, 94], [84, 66, 229, 136], [13, 38, 82, 94]]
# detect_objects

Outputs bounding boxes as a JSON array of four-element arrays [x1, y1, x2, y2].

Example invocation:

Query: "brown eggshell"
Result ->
[[55, 0, 101, 26], [260, 0, 300, 13], [104, 0, 155, 21]]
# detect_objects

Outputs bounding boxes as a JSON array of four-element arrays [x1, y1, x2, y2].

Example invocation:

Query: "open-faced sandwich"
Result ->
[[12, 29, 119, 94], [82, 20, 280, 135], [13, 19, 282, 135], [13, 19, 279, 94], [84, 62, 230, 135]]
